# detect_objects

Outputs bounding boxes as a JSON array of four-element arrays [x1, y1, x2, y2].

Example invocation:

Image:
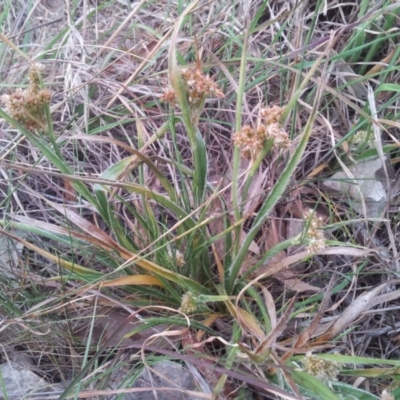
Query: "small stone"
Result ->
[[0, 363, 47, 399]]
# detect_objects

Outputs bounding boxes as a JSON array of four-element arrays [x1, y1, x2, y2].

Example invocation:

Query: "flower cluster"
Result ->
[[233, 105, 290, 157], [1, 63, 51, 131], [233, 124, 264, 154], [303, 209, 326, 254], [303, 352, 341, 383], [180, 67, 224, 103], [160, 67, 223, 105], [179, 291, 199, 314]]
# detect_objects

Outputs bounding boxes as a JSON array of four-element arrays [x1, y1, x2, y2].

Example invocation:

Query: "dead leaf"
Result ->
[[240, 229, 260, 254], [277, 273, 322, 293], [312, 282, 389, 345], [70, 308, 174, 349], [261, 286, 277, 330], [254, 247, 370, 278], [330, 49, 368, 99], [323, 156, 388, 217], [254, 296, 297, 359], [369, 286, 400, 308], [283, 278, 334, 357], [240, 220, 285, 275], [285, 217, 306, 262], [366, 47, 397, 76], [324, 157, 386, 202], [63, 179, 75, 202], [0, 233, 23, 278]]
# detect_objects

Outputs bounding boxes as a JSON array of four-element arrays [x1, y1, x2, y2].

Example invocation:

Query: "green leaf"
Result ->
[[291, 370, 339, 400], [331, 382, 379, 400], [376, 83, 400, 93]]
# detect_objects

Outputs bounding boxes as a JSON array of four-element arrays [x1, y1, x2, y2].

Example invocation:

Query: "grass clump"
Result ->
[[0, 1, 399, 399]]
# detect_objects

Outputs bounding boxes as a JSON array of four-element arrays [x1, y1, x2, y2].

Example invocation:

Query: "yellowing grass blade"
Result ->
[[101, 275, 164, 287], [1, 230, 101, 277], [225, 299, 265, 340]]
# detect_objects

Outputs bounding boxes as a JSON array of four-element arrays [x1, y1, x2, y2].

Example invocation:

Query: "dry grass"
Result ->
[[0, 0, 400, 399]]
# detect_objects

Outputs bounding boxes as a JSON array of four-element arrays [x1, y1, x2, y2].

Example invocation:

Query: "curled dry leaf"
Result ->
[[369, 286, 400, 308], [254, 247, 370, 278], [312, 282, 389, 345]]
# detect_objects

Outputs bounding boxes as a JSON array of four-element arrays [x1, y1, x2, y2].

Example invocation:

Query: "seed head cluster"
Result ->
[[303, 209, 326, 254], [1, 63, 51, 131], [160, 67, 223, 105], [351, 129, 375, 149], [181, 67, 224, 103], [303, 352, 341, 383], [233, 105, 290, 157], [179, 291, 199, 314], [160, 87, 177, 105], [260, 105, 284, 125], [168, 248, 186, 268], [380, 390, 394, 400]]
